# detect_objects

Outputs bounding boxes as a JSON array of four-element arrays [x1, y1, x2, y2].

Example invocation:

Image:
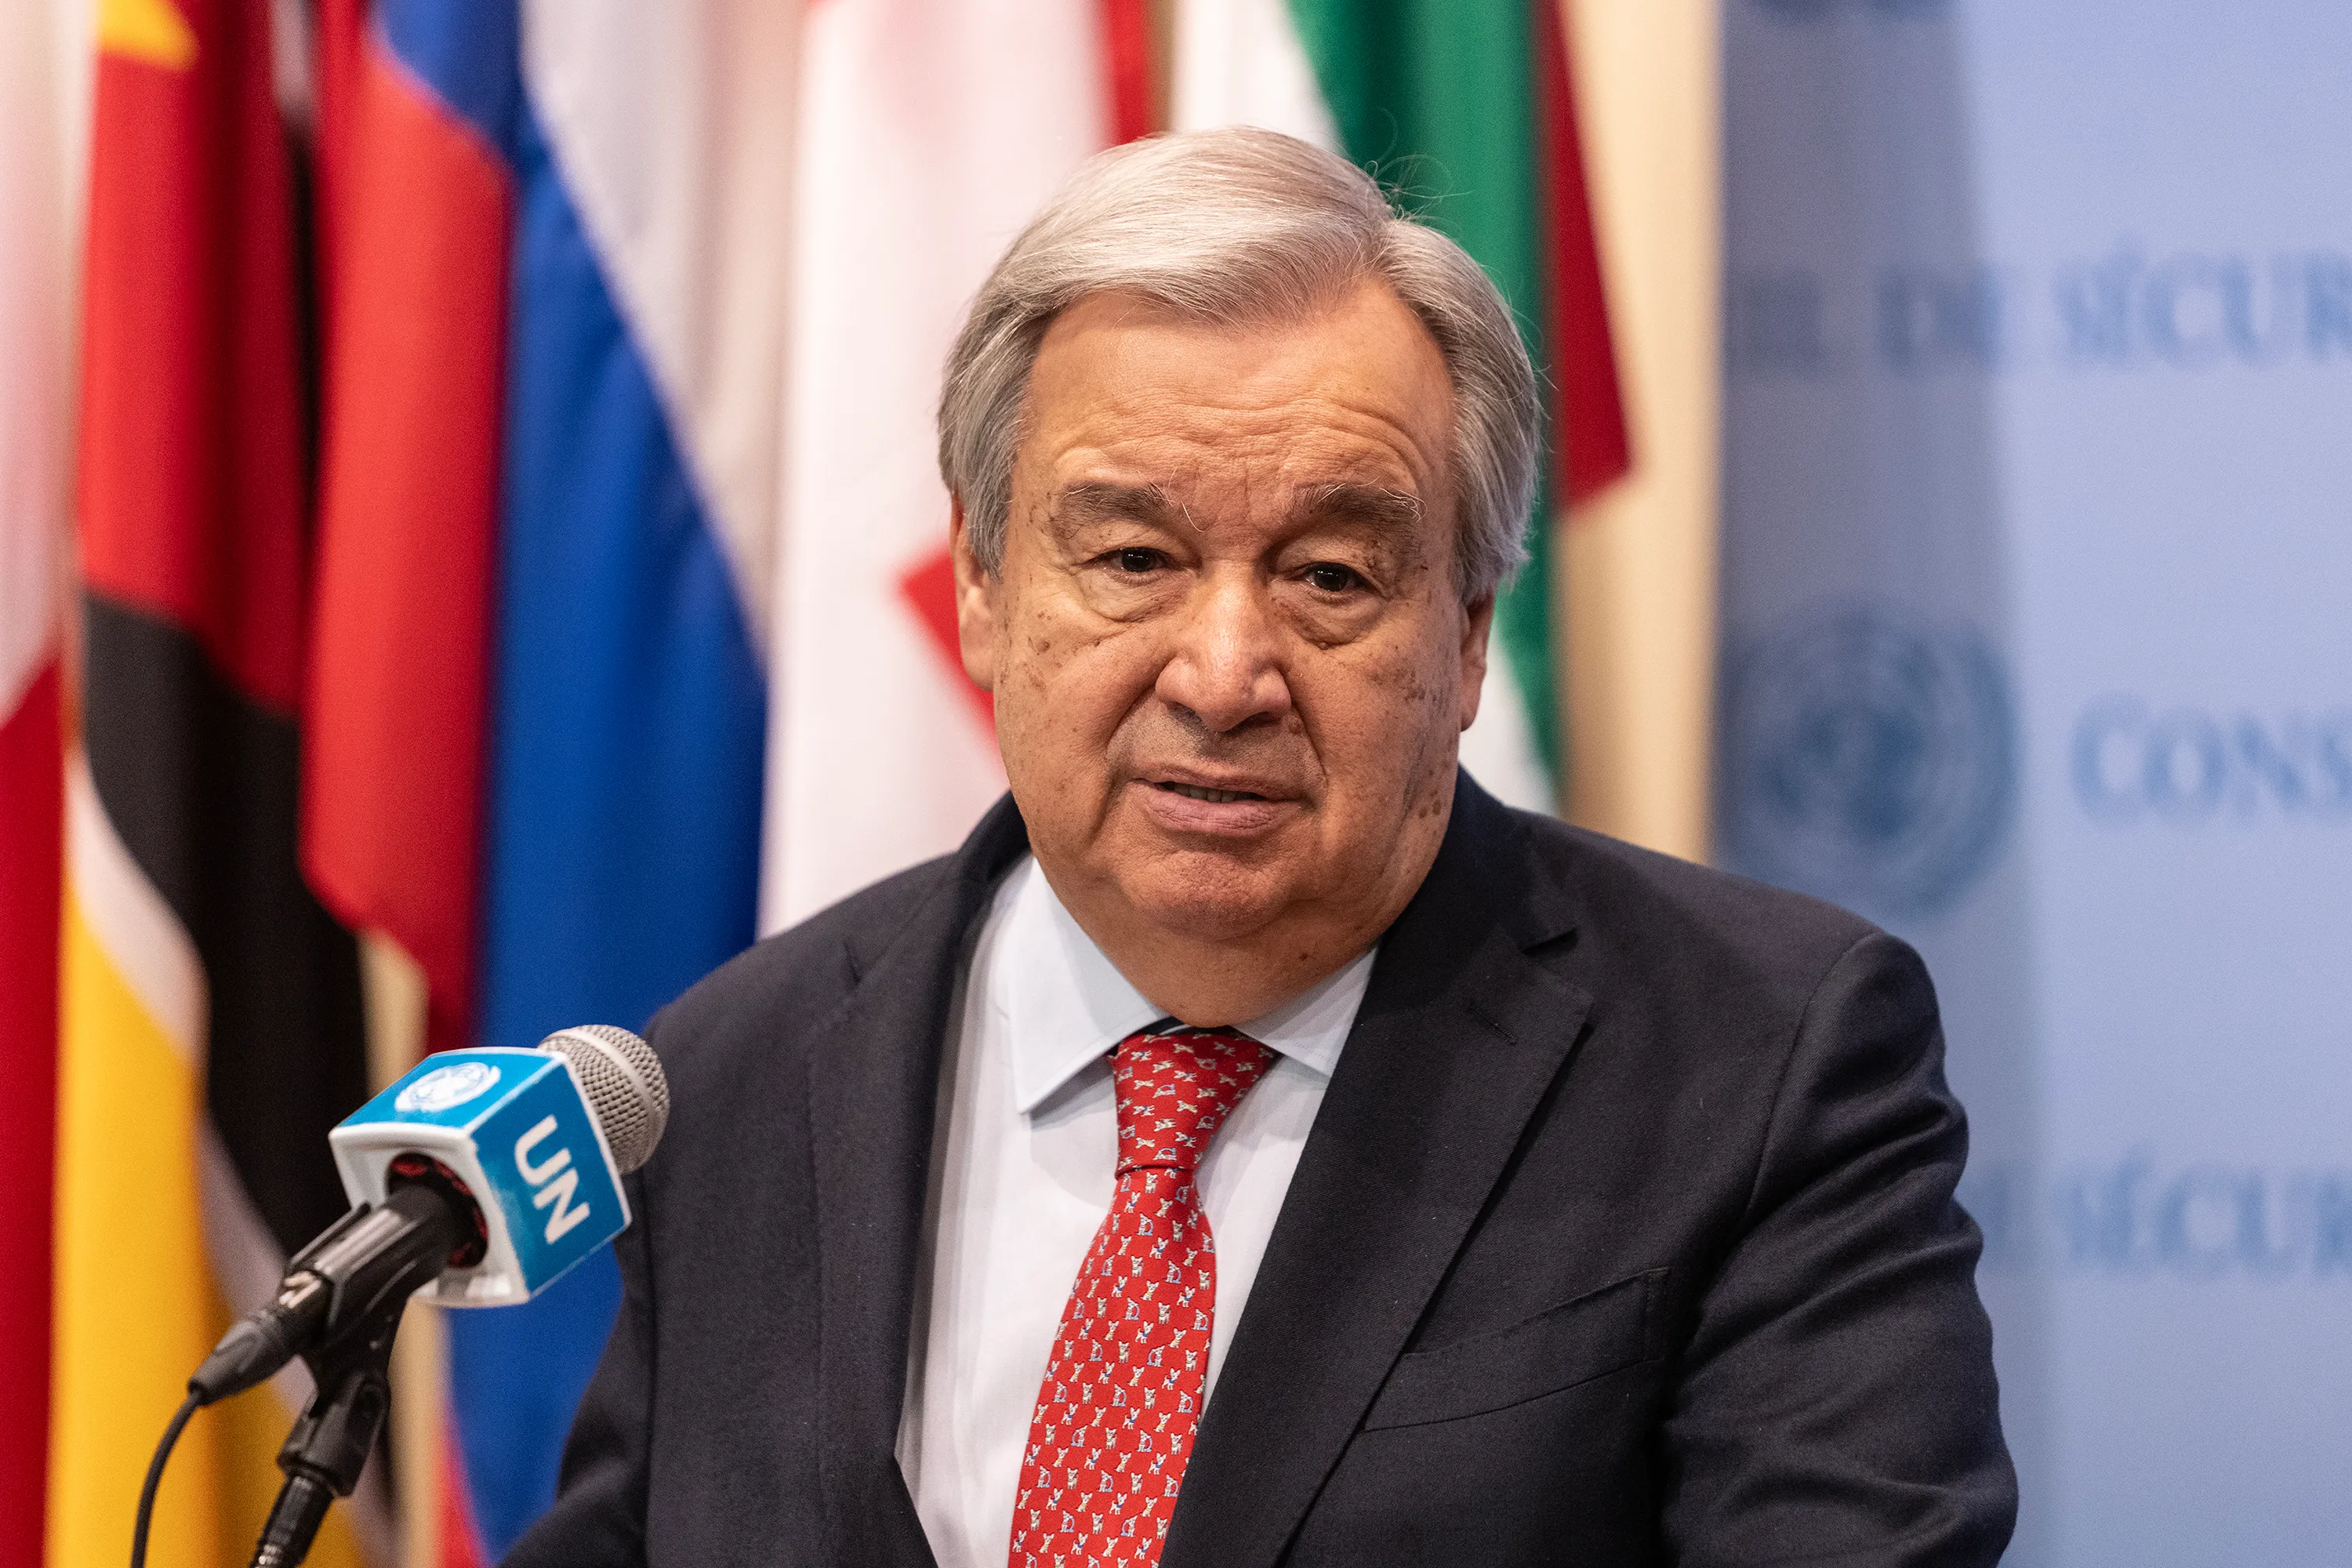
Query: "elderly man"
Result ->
[[510, 129, 2014, 1567]]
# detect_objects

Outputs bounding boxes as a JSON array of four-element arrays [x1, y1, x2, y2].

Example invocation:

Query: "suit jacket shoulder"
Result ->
[[1524, 807, 1883, 1011], [650, 851, 964, 1083]]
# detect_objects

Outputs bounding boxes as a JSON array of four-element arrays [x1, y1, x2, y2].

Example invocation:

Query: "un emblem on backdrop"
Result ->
[[1723, 605, 2014, 916]]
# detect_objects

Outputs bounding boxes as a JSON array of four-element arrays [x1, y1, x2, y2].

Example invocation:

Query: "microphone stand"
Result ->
[[234, 1163, 480, 1567], [248, 1293, 404, 1568]]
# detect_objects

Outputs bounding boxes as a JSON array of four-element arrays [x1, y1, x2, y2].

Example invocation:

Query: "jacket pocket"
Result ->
[[1361, 1268, 1668, 1432]]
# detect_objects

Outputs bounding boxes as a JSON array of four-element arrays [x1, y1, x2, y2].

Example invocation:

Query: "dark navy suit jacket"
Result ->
[[508, 775, 2016, 1566]]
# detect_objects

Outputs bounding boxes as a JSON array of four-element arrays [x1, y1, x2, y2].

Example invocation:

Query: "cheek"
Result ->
[[1306, 638, 1462, 790], [995, 596, 1160, 756]]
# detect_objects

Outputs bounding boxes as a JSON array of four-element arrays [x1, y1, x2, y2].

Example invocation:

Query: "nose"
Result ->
[[1152, 570, 1292, 736]]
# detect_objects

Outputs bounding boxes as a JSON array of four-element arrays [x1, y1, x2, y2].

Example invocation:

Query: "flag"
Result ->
[[0, 0, 85, 1557], [52, 0, 378, 1562], [304, 0, 510, 1070], [1170, 0, 1630, 810], [760, 0, 1120, 928], [293, 0, 794, 1555]]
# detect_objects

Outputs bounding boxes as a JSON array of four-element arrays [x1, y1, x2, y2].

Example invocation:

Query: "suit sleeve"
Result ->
[[1660, 931, 2017, 1567], [499, 1164, 656, 1566]]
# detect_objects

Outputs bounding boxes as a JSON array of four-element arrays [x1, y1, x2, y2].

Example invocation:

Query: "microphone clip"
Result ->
[[226, 1161, 483, 1566], [247, 1265, 407, 1568]]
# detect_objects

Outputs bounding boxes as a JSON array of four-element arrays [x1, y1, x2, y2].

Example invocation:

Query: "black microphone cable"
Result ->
[[131, 1391, 201, 1568]]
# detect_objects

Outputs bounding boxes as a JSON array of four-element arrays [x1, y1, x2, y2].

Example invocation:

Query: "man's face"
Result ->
[[953, 281, 1490, 955]]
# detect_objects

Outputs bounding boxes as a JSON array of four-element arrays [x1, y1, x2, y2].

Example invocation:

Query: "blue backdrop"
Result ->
[[1717, 2, 2352, 1560]]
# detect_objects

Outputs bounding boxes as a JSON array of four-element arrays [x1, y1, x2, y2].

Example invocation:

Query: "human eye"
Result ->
[[1098, 546, 1167, 575], [1300, 561, 1368, 594]]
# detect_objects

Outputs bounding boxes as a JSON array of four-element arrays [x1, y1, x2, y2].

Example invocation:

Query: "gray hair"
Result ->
[[938, 127, 1541, 602]]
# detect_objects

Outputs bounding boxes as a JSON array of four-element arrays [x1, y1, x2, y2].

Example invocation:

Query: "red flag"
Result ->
[[1535, 0, 1631, 505], [303, 0, 510, 1061]]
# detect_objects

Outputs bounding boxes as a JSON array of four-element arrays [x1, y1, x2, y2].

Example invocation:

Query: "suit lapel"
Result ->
[[1163, 779, 1592, 1568], [807, 797, 1029, 1563]]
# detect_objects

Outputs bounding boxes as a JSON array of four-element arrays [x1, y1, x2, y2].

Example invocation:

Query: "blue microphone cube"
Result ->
[[332, 1048, 630, 1305]]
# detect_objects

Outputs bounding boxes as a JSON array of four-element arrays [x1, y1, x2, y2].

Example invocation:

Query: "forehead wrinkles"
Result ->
[[1113, 385, 1439, 477]]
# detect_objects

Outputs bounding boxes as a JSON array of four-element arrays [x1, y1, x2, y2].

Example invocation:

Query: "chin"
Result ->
[[1122, 856, 1294, 942]]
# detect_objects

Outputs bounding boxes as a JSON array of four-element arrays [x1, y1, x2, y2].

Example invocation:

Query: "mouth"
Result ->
[[1153, 781, 1268, 805], [1129, 771, 1294, 837]]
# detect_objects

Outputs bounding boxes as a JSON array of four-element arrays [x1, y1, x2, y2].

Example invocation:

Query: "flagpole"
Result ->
[[1557, 0, 1722, 865], [358, 935, 442, 1568]]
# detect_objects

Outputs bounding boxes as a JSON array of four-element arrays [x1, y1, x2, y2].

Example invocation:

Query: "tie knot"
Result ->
[[1110, 1027, 1273, 1178]]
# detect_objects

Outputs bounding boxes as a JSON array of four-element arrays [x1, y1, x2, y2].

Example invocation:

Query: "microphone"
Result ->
[[143, 1027, 668, 1568], [191, 1025, 670, 1406]]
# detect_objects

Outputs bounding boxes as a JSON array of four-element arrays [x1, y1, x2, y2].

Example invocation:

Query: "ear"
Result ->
[[949, 495, 1000, 692], [1457, 594, 1494, 731]]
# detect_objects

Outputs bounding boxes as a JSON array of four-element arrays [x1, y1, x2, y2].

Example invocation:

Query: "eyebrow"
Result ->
[[1293, 481, 1425, 535], [1049, 480, 1424, 536], [1051, 481, 1184, 531]]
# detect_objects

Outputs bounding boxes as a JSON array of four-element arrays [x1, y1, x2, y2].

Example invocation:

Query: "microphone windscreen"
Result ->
[[539, 1025, 670, 1174]]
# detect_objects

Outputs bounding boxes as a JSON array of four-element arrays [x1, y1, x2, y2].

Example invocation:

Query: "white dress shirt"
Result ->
[[892, 855, 1374, 1568]]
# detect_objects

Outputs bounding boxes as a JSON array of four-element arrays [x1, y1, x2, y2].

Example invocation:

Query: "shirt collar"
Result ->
[[995, 855, 1374, 1115]]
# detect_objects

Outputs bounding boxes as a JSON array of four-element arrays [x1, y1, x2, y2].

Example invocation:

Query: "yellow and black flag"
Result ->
[[53, 0, 376, 1561]]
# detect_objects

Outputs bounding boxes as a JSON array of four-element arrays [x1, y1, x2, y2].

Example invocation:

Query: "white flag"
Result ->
[[761, 0, 1113, 928]]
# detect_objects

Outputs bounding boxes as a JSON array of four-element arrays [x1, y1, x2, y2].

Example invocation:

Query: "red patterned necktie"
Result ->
[[1008, 1025, 1274, 1567]]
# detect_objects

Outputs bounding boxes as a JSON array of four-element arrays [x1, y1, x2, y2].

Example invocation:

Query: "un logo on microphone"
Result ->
[[394, 1060, 502, 1114], [1723, 605, 2014, 916]]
